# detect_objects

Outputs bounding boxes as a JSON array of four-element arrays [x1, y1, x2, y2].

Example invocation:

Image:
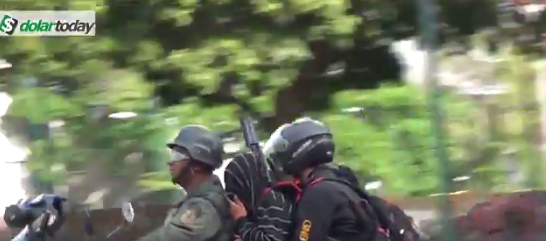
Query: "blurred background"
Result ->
[[0, 0, 546, 238]]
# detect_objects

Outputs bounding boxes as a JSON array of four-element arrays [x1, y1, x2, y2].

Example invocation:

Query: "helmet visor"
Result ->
[[264, 124, 290, 156], [169, 149, 191, 163], [266, 130, 290, 172], [264, 124, 289, 157]]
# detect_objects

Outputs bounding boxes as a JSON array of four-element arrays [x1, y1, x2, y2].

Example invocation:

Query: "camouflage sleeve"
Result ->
[[161, 197, 222, 241]]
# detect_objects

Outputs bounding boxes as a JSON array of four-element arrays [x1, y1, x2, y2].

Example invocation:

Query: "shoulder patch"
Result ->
[[177, 198, 204, 224], [180, 209, 197, 223]]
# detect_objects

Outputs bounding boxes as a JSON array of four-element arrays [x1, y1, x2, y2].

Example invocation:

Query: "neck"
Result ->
[[181, 173, 210, 192]]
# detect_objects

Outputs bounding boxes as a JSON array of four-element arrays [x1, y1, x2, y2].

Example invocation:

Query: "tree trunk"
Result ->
[[271, 41, 338, 128], [535, 60, 546, 162]]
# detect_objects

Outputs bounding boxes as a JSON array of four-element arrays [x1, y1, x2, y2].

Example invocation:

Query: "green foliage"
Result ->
[[323, 86, 441, 195], [0, 0, 519, 197], [497, 48, 545, 187], [322, 84, 528, 195], [138, 172, 179, 191]]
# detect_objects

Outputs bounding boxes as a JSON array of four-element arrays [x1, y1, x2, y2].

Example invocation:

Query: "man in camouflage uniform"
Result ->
[[137, 125, 233, 241]]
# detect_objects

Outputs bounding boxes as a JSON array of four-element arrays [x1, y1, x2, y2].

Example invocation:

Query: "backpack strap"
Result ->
[[308, 177, 325, 186]]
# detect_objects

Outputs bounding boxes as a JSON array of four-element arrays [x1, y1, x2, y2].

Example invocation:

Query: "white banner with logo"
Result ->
[[0, 11, 95, 36]]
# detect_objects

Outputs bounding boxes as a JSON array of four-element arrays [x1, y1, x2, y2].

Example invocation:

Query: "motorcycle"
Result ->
[[3, 194, 135, 241]]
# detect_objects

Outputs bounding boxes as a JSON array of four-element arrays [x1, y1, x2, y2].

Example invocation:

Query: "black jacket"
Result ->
[[290, 168, 374, 241]]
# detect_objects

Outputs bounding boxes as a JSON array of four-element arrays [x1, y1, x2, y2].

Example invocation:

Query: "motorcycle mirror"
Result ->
[[121, 202, 134, 223]]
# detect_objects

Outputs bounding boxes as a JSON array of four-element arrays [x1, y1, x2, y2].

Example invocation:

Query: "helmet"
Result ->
[[167, 125, 224, 169], [267, 118, 335, 175]]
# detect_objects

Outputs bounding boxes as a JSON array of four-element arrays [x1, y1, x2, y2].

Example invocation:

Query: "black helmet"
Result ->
[[167, 125, 224, 169], [267, 118, 335, 175]]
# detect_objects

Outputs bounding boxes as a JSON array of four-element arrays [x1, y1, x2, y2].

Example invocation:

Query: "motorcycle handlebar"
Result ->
[[5, 194, 66, 228], [11, 226, 31, 241], [6, 194, 135, 241], [9, 212, 56, 241], [5, 195, 66, 241]]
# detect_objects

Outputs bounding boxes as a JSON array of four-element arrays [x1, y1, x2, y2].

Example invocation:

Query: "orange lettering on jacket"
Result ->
[[299, 220, 312, 241]]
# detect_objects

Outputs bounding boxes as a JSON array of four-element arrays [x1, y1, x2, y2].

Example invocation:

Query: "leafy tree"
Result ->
[[0, 0, 499, 129], [0, 0, 502, 200], [321, 85, 507, 195], [496, 47, 545, 188]]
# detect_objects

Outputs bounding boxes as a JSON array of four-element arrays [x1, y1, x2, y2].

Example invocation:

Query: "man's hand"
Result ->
[[234, 234, 242, 241], [227, 195, 247, 220]]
